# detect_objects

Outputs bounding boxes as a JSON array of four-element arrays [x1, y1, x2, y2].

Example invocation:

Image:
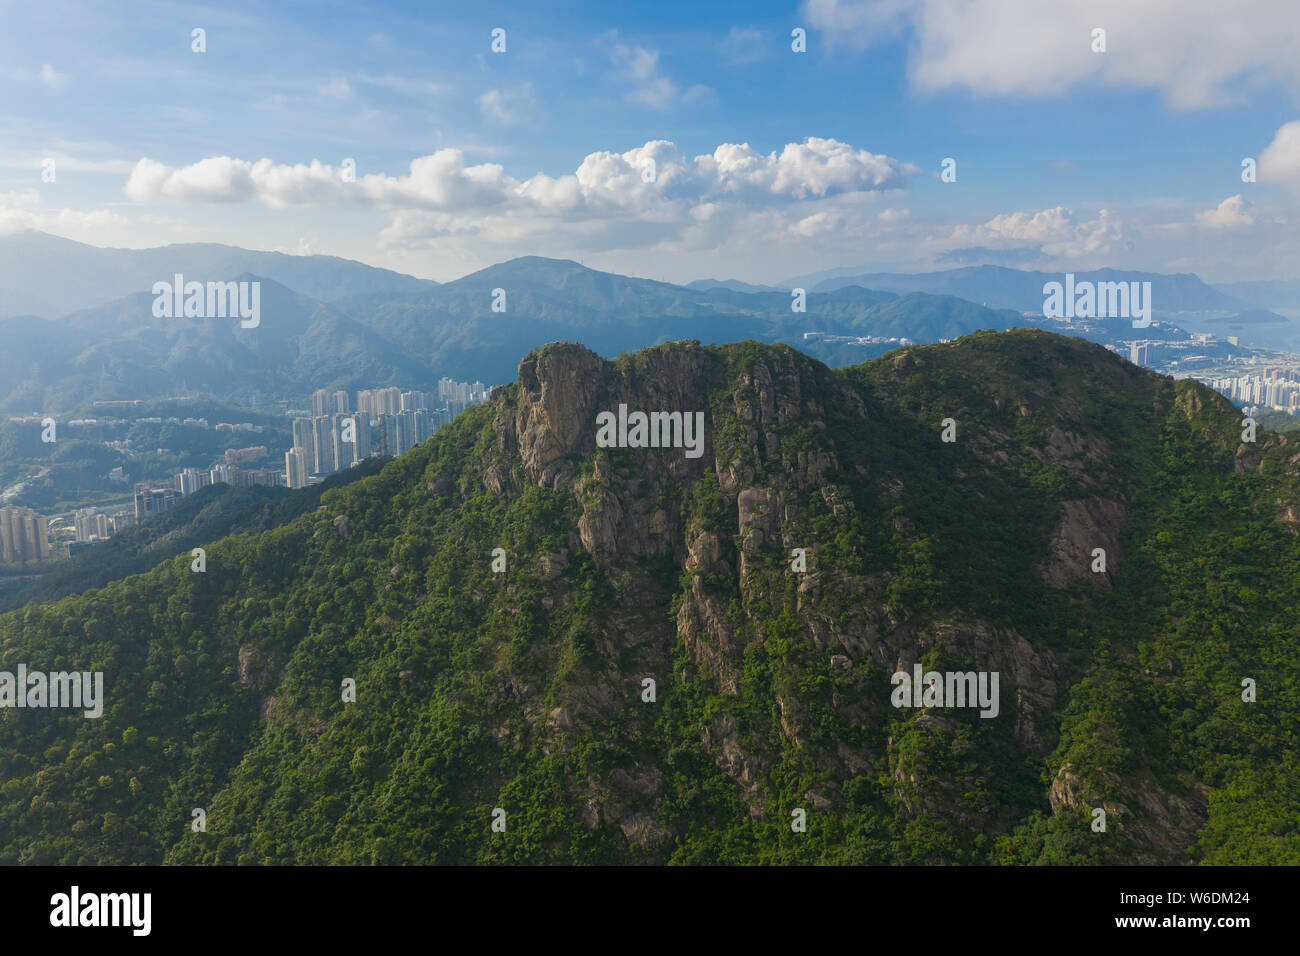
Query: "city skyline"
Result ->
[[286, 380, 491, 488]]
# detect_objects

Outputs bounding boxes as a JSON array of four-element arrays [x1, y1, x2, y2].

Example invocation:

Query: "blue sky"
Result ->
[[2, 0, 1298, 283]]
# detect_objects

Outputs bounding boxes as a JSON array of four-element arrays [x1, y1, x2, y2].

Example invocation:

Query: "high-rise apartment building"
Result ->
[[292, 417, 314, 453], [401, 390, 429, 411], [395, 409, 417, 456], [379, 414, 398, 457], [74, 509, 112, 542], [312, 416, 336, 476], [353, 415, 372, 461], [285, 448, 308, 490], [331, 413, 355, 471], [0, 506, 50, 563], [377, 387, 402, 416], [175, 467, 212, 496], [134, 484, 179, 521]]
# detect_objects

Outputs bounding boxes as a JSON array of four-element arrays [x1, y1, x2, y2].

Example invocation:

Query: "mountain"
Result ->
[[1, 331, 1296, 865], [794, 264, 1256, 315], [844, 291, 1022, 337], [685, 278, 785, 293], [0, 253, 1029, 411], [1, 275, 437, 411], [0, 231, 437, 320], [0, 315, 78, 407], [1214, 279, 1300, 314], [0, 459, 388, 613]]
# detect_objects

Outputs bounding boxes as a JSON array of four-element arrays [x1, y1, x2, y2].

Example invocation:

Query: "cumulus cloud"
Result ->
[[1259, 120, 1300, 187], [121, 137, 917, 250], [116, 138, 923, 270], [0, 189, 125, 236], [124, 157, 260, 203], [949, 206, 1134, 259], [1197, 195, 1253, 229], [803, 0, 1300, 108]]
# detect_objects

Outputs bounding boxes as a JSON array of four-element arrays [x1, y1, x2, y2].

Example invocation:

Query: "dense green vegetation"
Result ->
[[0, 331, 1296, 865], [0, 459, 388, 613]]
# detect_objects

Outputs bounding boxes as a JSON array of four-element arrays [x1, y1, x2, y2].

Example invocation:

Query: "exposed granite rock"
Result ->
[[1038, 497, 1127, 588]]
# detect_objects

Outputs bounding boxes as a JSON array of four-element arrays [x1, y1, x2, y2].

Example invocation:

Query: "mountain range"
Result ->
[[790, 264, 1254, 313], [0, 237, 1029, 411], [0, 231, 436, 319], [0, 331, 1295, 864], [0, 232, 1293, 413]]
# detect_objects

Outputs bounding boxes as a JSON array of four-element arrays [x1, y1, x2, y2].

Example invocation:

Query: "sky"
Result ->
[[2, 0, 1299, 285]]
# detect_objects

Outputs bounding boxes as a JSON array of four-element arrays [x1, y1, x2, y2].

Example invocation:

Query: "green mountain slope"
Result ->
[[0, 459, 389, 613], [1, 331, 1296, 865]]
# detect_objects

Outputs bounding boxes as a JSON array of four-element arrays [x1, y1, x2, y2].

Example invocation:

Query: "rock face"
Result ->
[[457, 333, 1242, 864], [510, 345, 608, 489], [1038, 497, 1128, 588]]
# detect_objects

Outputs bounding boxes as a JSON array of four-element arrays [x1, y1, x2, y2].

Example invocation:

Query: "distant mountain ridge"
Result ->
[[1214, 279, 1300, 313], [685, 278, 784, 293], [0, 250, 1030, 412], [788, 264, 1258, 314], [0, 231, 437, 319], [8, 233, 1295, 413]]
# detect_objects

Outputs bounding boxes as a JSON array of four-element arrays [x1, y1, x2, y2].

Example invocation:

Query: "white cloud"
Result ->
[[0, 150, 135, 175], [1259, 120, 1300, 187], [0, 189, 126, 237], [123, 137, 914, 211], [124, 156, 259, 203], [607, 33, 712, 111], [803, 0, 1300, 108], [612, 41, 659, 82], [803, 0, 914, 42], [718, 27, 768, 64], [478, 84, 537, 124], [271, 237, 321, 256], [1196, 195, 1253, 229], [118, 138, 917, 262], [355, 72, 446, 97], [950, 206, 1134, 259], [39, 64, 68, 90], [319, 76, 353, 99], [628, 76, 679, 111]]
